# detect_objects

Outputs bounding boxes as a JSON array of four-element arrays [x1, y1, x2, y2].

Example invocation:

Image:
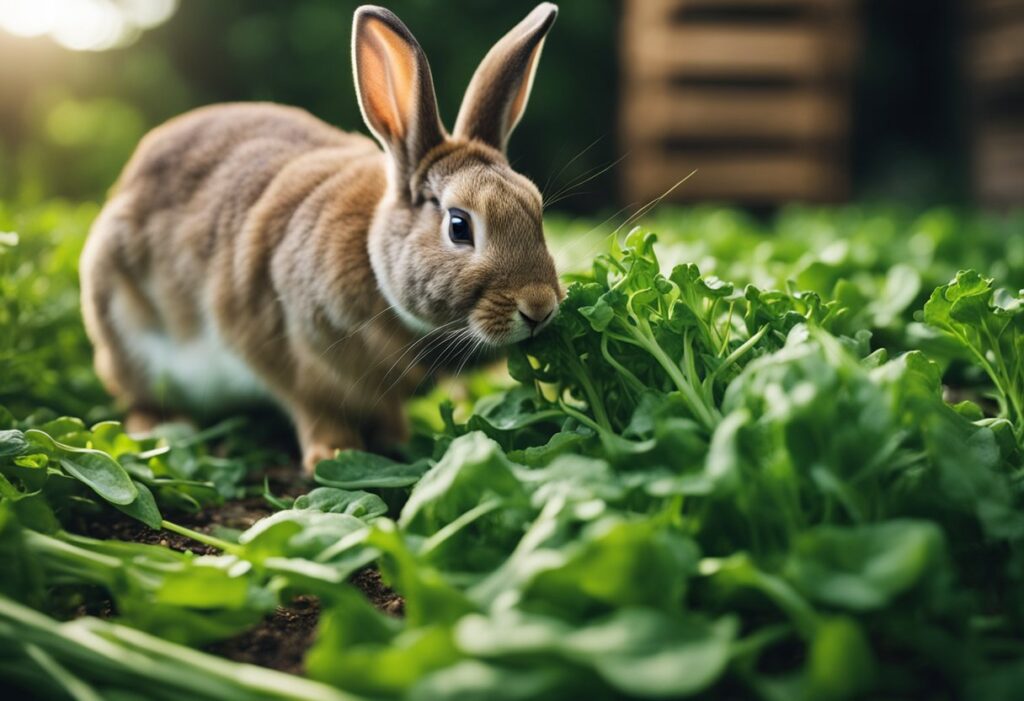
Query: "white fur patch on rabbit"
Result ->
[[114, 295, 271, 409]]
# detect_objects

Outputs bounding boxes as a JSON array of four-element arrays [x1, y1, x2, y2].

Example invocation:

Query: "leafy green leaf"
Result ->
[[315, 451, 431, 489], [114, 482, 162, 529], [457, 609, 737, 697], [293, 487, 388, 519], [786, 520, 945, 610], [0, 429, 27, 457], [58, 451, 138, 506]]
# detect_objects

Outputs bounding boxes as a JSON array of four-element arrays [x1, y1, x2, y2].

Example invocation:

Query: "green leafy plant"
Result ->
[[3, 203, 1024, 701], [924, 270, 1024, 438]]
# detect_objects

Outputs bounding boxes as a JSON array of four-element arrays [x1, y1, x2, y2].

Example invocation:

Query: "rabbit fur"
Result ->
[[79, 3, 562, 472]]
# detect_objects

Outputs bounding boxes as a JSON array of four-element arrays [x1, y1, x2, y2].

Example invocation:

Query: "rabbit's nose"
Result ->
[[516, 286, 558, 335], [518, 308, 552, 331]]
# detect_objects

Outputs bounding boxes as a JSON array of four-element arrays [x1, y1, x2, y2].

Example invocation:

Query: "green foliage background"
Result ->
[[0, 1, 618, 208], [0, 0, 973, 208]]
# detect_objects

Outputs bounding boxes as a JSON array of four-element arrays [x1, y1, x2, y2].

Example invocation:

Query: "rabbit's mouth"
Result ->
[[468, 280, 560, 346], [466, 293, 518, 346], [468, 300, 557, 347]]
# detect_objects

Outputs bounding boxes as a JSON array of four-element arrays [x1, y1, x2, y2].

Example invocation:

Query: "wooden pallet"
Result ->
[[620, 0, 858, 205], [968, 0, 1024, 206]]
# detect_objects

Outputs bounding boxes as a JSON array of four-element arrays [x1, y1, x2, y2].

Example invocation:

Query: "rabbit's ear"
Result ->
[[353, 6, 445, 177], [453, 3, 557, 153]]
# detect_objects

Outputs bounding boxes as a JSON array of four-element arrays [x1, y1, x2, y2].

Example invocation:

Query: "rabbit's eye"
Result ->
[[448, 208, 473, 246]]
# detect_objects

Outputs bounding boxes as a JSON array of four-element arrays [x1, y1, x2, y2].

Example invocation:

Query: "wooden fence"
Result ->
[[969, 0, 1024, 207], [620, 0, 859, 205]]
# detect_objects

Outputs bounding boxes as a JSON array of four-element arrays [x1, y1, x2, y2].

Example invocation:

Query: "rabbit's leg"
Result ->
[[85, 277, 174, 429], [367, 398, 409, 451], [81, 221, 163, 421], [292, 402, 365, 474], [82, 202, 182, 434]]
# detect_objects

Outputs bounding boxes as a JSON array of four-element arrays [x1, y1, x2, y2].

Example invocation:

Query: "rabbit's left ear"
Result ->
[[453, 3, 557, 153]]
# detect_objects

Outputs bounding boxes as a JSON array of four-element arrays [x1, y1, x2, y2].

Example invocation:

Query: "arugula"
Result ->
[[924, 270, 1024, 439], [4, 203, 1024, 701]]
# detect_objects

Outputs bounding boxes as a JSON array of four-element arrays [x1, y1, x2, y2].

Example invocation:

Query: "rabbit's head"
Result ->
[[354, 3, 562, 345]]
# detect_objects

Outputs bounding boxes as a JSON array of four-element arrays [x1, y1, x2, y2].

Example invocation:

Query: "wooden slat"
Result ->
[[677, 0, 851, 6], [622, 87, 847, 142], [622, 151, 846, 203], [624, 0, 853, 26], [975, 125, 1024, 205], [977, 169, 1024, 206], [624, 23, 854, 80], [976, 125, 1024, 161], [618, 0, 856, 204], [970, 18, 1024, 85], [970, 0, 1024, 18]]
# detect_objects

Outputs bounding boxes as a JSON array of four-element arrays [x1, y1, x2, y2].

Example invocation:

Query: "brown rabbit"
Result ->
[[79, 4, 562, 472]]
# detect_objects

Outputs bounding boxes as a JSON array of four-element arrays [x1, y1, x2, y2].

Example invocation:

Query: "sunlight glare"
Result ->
[[0, 0, 178, 51], [0, 0, 58, 37], [120, 0, 175, 29]]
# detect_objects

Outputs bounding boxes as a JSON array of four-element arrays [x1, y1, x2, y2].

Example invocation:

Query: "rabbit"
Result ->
[[79, 3, 562, 473]]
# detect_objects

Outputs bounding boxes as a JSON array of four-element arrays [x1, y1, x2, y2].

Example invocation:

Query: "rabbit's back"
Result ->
[[116, 102, 373, 231], [81, 102, 389, 412]]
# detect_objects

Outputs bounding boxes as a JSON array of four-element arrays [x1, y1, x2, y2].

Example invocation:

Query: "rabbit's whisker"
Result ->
[[317, 303, 399, 361], [551, 202, 636, 260], [544, 151, 630, 210], [371, 322, 465, 396], [345, 318, 462, 402], [368, 319, 462, 382], [454, 336, 485, 379], [377, 326, 472, 409], [575, 170, 699, 265], [541, 133, 606, 200]]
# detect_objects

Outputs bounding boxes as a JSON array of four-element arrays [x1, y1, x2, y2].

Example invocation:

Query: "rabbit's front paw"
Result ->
[[297, 417, 364, 475], [302, 443, 340, 475]]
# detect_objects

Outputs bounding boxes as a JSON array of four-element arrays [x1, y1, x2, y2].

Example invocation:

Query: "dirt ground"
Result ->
[[71, 483, 404, 675]]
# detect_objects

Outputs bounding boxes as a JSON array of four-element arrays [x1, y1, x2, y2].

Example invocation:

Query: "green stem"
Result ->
[[708, 297, 722, 349], [721, 301, 736, 354], [169, 416, 247, 449], [562, 337, 613, 432], [558, 399, 607, 437], [749, 569, 821, 638], [727, 624, 793, 664], [160, 520, 242, 556], [948, 326, 1003, 400], [599, 334, 646, 394], [22, 642, 104, 701], [0, 595, 357, 701], [626, 322, 718, 429], [557, 398, 649, 457], [713, 324, 769, 380], [421, 498, 503, 556], [23, 531, 121, 591]]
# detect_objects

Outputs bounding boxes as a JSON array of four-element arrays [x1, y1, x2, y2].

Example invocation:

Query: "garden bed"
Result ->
[[70, 490, 406, 675], [2, 204, 1024, 700]]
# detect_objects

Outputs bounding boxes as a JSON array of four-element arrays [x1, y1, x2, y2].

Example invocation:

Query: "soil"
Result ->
[[204, 572, 404, 675], [351, 567, 406, 617], [206, 595, 321, 675], [67, 475, 405, 675]]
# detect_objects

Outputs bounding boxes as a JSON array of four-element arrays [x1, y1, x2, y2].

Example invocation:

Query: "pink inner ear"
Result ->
[[506, 38, 545, 137], [359, 18, 417, 141]]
